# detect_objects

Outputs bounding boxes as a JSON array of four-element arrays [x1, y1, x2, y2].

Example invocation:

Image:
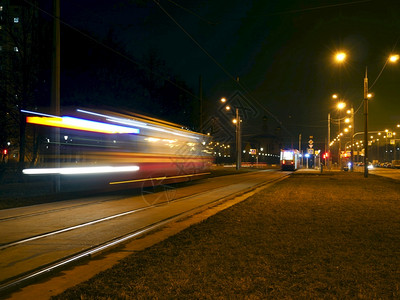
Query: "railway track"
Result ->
[[0, 170, 289, 294]]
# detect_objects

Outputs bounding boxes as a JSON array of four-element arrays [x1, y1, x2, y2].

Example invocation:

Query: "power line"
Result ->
[[153, 0, 293, 137], [22, 0, 202, 103], [265, 0, 372, 16], [165, 0, 218, 25]]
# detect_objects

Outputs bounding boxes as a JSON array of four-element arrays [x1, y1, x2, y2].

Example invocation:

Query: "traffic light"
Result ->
[[322, 152, 329, 159], [2, 149, 7, 155]]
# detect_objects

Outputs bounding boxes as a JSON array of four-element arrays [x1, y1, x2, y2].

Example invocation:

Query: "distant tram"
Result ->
[[280, 149, 300, 171]]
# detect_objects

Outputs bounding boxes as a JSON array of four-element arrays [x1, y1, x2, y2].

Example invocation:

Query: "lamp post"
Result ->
[[235, 108, 241, 170], [337, 101, 346, 168], [363, 55, 398, 176], [330, 94, 346, 168], [221, 98, 241, 170], [384, 130, 388, 162], [327, 113, 331, 169], [345, 107, 354, 171], [363, 68, 369, 177]]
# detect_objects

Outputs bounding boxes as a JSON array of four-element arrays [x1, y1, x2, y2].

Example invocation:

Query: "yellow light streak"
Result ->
[[27, 116, 139, 134]]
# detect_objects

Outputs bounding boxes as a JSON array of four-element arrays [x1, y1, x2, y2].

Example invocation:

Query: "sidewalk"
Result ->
[[42, 171, 400, 299]]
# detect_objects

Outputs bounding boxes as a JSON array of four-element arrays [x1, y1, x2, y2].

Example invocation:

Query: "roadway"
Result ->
[[0, 169, 288, 293], [368, 167, 400, 180]]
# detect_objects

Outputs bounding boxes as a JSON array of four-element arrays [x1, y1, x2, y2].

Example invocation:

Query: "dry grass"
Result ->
[[53, 172, 400, 299]]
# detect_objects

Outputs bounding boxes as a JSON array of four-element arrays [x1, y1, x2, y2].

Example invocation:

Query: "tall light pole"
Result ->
[[221, 98, 241, 170], [363, 68, 369, 177], [333, 51, 347, 168], [362, 54, 398, 176], [52, 0, 61, 192], [348, 107, 354, 171], [337, 101, 346, 168], [235, 108, 241, 170], [327, 114, 330, 169]]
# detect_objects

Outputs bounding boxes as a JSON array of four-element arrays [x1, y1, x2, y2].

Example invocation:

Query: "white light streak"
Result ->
[[21, 109, 58, 118], [23, 166, 140, 175], [77, 108, 199, 140]]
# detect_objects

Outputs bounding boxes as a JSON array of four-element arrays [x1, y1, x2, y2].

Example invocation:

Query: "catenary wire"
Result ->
[[22, 0, 202, 105], [153, 0, 293, 137]]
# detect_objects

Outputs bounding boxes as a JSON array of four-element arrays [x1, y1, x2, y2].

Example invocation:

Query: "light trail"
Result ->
[[23, 165, 140, 175]]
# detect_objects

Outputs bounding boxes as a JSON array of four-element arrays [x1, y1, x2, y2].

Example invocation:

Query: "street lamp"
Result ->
[[389, 54, 399, 63], [362, 54, 397, 177], [336, 99, 346, 168], [328, 94, 345, 169], [220, 98, 241, 170], [331, 50, 347, 169], [363, 68, 370, 177], [337, 102, 346, 110], [335, 52, 347, 63]]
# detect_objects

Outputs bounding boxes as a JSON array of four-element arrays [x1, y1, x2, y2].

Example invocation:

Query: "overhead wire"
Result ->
[[164, 0, 218, 25], [152, 0, 293, 137], [268, 0, 372, 16], [22, 0, 202, 105], [369, 37, 399, 90]]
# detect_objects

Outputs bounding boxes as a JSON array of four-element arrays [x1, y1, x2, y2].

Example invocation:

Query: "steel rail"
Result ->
[[0, 173, 289, 295]]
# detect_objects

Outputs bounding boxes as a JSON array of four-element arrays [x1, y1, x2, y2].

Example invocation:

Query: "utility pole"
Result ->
[[236, 108, 241, 170], [52, 0, 60, 192], [328, 113, 330, 170], [363, 67, 369, 177], [199, 75, 203, 132], [350, 106, 354, 171], [299, 133, 303, 167]]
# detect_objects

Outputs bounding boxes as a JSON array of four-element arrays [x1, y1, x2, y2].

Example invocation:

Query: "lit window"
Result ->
[[14, 17, 19, 23], [14, 46, 18, 52]]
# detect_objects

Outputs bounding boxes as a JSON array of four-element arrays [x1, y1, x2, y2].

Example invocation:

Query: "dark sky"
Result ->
[[56, 0, 400, 148]]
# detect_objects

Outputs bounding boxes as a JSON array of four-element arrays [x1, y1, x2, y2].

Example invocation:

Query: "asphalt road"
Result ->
[[368, 167, 400, 180], [0, 169, 288, 292]]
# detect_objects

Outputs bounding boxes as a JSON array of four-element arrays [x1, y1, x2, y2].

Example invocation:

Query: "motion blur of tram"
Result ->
[[280, 149, 300, 171], [22, 108, 213, 192]]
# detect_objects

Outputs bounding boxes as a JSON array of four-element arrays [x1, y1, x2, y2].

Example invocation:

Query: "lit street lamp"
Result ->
[[335, 52, 347, 63], [363, 68, 369, 177], [335, 53, 398, 177], [221, 98, 241, 170]]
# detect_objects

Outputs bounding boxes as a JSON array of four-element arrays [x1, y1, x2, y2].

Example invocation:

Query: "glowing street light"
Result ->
[[219, 97, 241, 170], [335, 52, 347, 62], [389, 54, 399, 63], [337, 102, 346, 110]]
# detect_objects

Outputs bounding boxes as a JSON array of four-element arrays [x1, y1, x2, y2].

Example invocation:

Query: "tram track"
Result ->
[[0, 181, 262, 250], [0, 170, 289, 295]]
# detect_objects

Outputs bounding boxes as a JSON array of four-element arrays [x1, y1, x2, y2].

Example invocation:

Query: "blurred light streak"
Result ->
[[26, 116, 140, 134], [109, 117, 199, 139], [77, 109, 199, 139], [109, 172, 211, 185], [23, 166, 140, 175], [21, 109, 59, 118]]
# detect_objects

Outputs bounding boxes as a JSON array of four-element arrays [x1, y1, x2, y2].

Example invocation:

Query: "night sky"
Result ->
[[55, 0, 400, 148]]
